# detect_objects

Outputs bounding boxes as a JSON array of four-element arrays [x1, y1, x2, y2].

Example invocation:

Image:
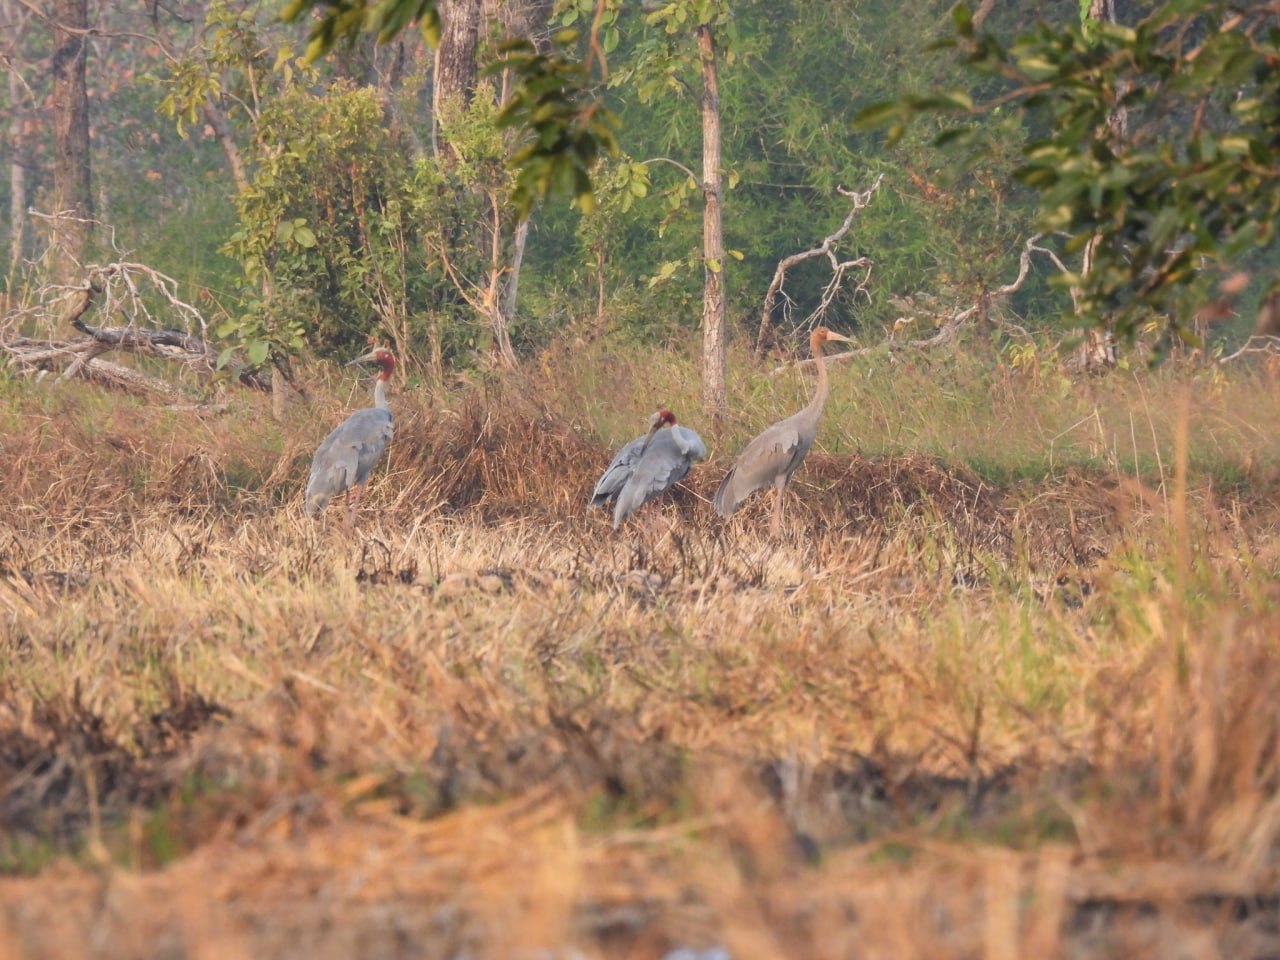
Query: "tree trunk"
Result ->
[[7, 59, 29, 283], [502, 217, 530, 331], [203, 96, 250, 195], [271, 363, 287, 421], [697, 23, 727, 419], [433, 0, 482, 162], [51, 0, 93, 285], [1067, 0, 1125, 374]]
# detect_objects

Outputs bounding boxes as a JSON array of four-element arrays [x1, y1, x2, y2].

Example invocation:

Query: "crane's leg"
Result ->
[[770, 476, 789, 538], [344, 485, 363, 530]]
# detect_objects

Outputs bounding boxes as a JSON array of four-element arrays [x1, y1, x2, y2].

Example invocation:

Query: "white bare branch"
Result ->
[[1218, 334, 1280, 364], [755, 174, 884, 357], [2, 262, 269, 396], [771, 233, 1044, 376]]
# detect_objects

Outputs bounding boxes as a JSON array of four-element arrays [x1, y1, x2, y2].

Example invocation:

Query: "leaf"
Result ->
[[247, 340, 270, 366], [852, 100, 906, 131]]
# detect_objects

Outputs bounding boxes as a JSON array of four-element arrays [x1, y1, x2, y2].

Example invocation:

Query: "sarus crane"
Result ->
[[305, 347, 396, 526], [591, 410, 707, 529], [714, 326, 852, 536]]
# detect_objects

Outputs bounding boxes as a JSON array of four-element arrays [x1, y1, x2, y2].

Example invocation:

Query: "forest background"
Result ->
[[9, 0, 1277, 395]]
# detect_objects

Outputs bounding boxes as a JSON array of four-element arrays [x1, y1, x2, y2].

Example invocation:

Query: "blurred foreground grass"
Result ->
[[1, 338, 1279, 958]]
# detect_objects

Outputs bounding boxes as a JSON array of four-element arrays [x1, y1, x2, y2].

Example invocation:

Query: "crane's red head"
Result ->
[[371, 348, 396, 380], [656, 409, 677, 427], [349, 347, 396, 379]]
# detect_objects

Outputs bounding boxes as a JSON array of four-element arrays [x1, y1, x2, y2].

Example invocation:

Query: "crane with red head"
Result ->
[[305, 347, 396, 527], [591, 409, 707, 529]]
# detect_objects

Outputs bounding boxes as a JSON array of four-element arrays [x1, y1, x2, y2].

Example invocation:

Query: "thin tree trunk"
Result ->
[[51, 0, 93, 286], [7, 62, 29, 283], [271, 363, 287, 420], [202, 96, 250, 195], [595, 245, 607, 332], [432, 0, 482, 163], [1068, 0, 1125, 374], [697, 23, 727, 418], [502, 218, 530, 329]]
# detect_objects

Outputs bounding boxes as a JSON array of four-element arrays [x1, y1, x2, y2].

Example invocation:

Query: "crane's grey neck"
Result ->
[[373, 374, 390, 410], [804, 340, 830, 420]]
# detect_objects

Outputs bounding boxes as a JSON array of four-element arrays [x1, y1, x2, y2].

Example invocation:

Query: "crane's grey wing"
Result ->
[[590, 434, 648, 507], [713, 420, 804, 518], [611, 430, 697, 528], [305, 409, 393, 516], [306, 426, 359, 517], [346, 408, 394, 485]]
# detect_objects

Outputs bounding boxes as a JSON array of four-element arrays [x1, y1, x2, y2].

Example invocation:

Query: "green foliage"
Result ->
[[280, 0, 441, 60], [220, 82, 430, 360], [156, 0, 309, 137], [278, 0, 619, 217], [858, 1, 1280, 340], [490, 34, 621, 219]]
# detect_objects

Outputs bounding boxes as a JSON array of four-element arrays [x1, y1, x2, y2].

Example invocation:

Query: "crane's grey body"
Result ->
[[305, 350, 395, 522], [714, 327, 851, 535], [592, 414, 707, 529], [590, 434, 650, 509], [712, 409, 815, 518], [305, 406, 394, 517]]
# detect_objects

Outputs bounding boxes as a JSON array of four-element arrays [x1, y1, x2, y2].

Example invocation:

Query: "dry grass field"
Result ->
[[2, 341, 1280, 959]]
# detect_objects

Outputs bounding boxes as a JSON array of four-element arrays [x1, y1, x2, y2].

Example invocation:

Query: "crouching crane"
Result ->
[[714, 326, 852, 536], [591, 410, 707, 529], [305, 347, 396, 526]]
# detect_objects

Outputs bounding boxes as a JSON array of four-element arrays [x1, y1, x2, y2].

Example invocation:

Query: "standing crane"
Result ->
[[305, 347, 396, 526], [714, 326, 852, 536], [591, 410, 707, 529]]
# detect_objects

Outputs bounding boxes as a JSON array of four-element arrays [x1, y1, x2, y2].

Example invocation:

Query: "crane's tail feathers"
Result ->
[[305, 493, 329, 518], [612, 493, 635, 529], [713, 469, 740, 518]]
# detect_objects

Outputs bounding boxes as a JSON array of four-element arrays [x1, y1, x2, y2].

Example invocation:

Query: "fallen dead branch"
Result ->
[[1, 262, 270, 396]]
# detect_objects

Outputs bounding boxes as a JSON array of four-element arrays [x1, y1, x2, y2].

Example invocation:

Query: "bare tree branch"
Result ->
[[1218, 334, 1280, 364], [755, 175, 884, 358], [2, 262, 270, 395], [770, 233, 1043, 376]]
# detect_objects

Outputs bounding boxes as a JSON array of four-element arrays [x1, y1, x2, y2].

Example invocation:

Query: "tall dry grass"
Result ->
[[1, 342, 1279, 959]]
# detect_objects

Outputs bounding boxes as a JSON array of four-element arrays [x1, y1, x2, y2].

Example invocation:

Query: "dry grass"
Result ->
[[2, 344, 1280, 959]]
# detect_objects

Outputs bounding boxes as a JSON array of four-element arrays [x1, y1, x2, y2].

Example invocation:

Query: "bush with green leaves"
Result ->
[[859, 1, 1280, 341]]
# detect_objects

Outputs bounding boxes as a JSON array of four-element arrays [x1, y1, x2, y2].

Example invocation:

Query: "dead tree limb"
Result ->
[[755, 175, 884, 359], [1219, 334, 1280, 364], [71, 318, 269, 389], [770, 233, 1041, 376], [1, 261, 270, 395]]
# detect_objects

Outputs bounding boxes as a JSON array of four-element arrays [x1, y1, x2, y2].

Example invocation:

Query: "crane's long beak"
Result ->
[[825, 331, 854, 345], [345, 350, 381, 367], [637, 418, 663, 456]]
